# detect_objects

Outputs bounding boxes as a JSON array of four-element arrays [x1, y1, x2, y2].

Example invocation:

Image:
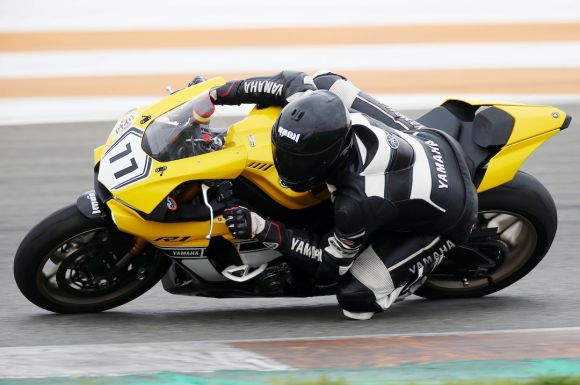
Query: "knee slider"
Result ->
[[336, 274, 382, 313]]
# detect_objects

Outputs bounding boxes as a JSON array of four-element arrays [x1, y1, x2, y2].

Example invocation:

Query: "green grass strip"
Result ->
[[3, 358, 580, 385], [269, 376, 580, 385]]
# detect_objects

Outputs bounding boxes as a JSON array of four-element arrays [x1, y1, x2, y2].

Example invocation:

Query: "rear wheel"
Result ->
[[14, 205, 170, 313], [415, 171, 557, 299]]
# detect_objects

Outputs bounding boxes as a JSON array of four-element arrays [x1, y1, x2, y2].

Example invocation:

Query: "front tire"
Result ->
[[14, 205, 170, 313], [416, 171, 557, 299]]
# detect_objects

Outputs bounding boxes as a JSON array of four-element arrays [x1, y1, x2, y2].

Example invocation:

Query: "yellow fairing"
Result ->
[[94, 145, 104, 166], [97, 78, 328, 248], [99, 79, 250, 214], [469, 102, 567, 192], [99, 78, 226, 162], [478, 130, 559, 192], [501, 105, 566, 145], [114, 144, 248, 214], [97, 77, 325, 214], [226, 106, 329, 209], [108, 199, 230, 247], [94, 76, 225, 172]]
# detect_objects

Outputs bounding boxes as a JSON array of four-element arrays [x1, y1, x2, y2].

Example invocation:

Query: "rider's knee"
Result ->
[[336, 273, 382, 314]]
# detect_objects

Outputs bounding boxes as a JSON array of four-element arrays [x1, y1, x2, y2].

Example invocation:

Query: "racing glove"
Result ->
[[223, 206, 363, 281], [209, 71, 316, 107], [223, 206, 264, 239], [223, 206, 285, 249]]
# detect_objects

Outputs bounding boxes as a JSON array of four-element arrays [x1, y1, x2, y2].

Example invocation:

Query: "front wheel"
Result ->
[[415, 171, 557, 299], [14, 205, 170, 313]]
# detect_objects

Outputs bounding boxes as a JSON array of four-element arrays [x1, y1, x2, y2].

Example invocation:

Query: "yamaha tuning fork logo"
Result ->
[[386, 133, 400, 149]]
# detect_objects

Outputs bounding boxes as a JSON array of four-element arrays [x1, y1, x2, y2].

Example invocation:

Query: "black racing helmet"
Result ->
[[272, 90, 351, 192]]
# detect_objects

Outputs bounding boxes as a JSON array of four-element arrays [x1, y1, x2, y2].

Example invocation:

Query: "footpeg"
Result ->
[[221, 264, 267, 282]]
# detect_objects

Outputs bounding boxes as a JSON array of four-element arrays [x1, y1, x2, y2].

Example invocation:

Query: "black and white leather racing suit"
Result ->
[[213, 71, 478, 319]]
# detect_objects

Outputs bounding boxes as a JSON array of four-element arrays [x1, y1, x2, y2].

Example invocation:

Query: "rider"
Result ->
[[209, 71, 477, 320]]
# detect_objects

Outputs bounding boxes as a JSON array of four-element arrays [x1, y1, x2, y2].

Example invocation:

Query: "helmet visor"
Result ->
[[273, 138, 344, 192]]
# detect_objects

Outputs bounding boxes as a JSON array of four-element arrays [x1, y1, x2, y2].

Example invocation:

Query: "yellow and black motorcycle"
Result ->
[[14, 77, 572, 313]]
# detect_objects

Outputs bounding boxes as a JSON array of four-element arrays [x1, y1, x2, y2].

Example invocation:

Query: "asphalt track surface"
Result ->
[[1, 105, 578, 348]]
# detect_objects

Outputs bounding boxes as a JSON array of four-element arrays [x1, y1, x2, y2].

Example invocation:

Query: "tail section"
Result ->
[[422, 99, 571, 192]]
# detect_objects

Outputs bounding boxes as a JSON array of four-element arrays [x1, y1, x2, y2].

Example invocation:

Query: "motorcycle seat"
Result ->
[[416, 106, 462, 140], [417, 103, 510, 184]]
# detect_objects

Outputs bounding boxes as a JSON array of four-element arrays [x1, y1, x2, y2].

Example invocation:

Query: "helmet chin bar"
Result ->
[[279, 138, 351, 193], [281, 176, 319, 193]]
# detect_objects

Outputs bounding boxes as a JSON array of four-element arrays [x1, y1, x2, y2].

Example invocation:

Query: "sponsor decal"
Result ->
[[386, 133, 400, 149], [243, 80, 283, 96], [409, 239, 455, 276], [155, 166, 167, 176], [277, 126, 301, 143], [163, 248, 205, 258], [291, 238, 323, 262], [166, 196, 178, 211], [86, 191, 101, 215], [115, 111, 137, 135], [425, 140, 449, 189]]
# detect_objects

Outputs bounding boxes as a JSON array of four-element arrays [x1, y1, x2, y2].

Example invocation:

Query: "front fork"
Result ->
[[76, 190, 151, 284]]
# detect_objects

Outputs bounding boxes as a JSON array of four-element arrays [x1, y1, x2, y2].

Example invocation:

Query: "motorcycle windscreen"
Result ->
[[141, 94, 217, 162]]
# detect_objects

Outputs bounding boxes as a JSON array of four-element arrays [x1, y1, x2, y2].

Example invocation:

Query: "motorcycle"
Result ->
[[13, 77, 572, 313]]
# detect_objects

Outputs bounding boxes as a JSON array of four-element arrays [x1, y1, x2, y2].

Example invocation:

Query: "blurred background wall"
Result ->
[[0, 0, 579, 124]]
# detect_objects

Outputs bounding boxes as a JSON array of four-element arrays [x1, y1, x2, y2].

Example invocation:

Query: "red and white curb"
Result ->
[[3, 326, 580, 379]]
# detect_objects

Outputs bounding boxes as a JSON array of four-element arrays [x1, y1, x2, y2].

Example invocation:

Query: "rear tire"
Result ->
[[415, 171, 557, 299], [14, 205, 170, 313]]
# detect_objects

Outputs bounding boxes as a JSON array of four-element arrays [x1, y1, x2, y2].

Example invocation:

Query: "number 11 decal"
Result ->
[[98, 128, 152, 190], [109, 143, 138, 179]]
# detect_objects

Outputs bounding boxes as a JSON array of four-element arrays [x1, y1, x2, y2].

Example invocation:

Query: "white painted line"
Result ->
[[1, 94, 578, 126], [215, 325, 580, 344], [2, 42, 580, 78], [1, 0, 579, 32], [133, 326, 580, 347], [0, 341, 290, 379]]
